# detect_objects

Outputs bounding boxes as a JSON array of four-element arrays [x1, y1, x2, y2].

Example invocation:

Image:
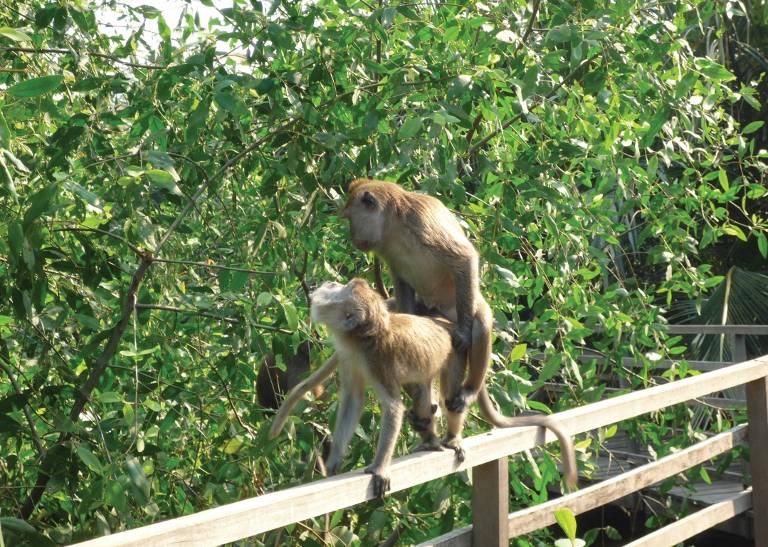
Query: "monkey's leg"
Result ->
[[325, 367, 365, 476], [365, 384, 405, 498], [404, 383, 440, 451], [446, 299, 493, 413], [269, 353, 338, 439], [441, 354, 467, 462]]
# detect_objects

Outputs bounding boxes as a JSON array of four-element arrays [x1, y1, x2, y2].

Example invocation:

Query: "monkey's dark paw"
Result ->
[[444, 392, 468, 413], [413, 439, 443, 452], [441, 439, 465, 463], [450, 327, 471, 353], [365, 467, 391, 498], [326, 461, 342, 476]]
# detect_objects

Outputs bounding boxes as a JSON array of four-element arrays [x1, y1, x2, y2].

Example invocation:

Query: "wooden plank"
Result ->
[[421, 425, 747, 546], [665, 324, 768, 335], [71, 356, 768, 547], [471, 457, 509, 547], [415, 526, 471, 547], [746, 375, 768, 545], [622, 488, 752, 547]]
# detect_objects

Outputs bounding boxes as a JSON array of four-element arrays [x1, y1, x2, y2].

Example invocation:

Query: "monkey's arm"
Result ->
[[268, 353, 338, 439], [326, 366, 366, 475]]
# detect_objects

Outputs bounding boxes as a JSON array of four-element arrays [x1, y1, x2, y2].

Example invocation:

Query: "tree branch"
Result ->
[[19, 252, 153, 520]]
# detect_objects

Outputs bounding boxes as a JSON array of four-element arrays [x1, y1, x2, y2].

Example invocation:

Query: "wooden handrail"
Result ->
[[70, 355, 768, 547]]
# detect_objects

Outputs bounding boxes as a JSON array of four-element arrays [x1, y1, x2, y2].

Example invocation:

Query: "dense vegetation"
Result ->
[[1, 0, 767, 544]]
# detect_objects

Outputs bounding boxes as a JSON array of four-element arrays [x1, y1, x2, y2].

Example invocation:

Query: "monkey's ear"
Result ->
[[361, 191, 377, 209]]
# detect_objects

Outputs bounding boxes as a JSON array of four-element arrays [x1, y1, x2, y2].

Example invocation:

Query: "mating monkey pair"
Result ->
[[269, 179, 576, 497]]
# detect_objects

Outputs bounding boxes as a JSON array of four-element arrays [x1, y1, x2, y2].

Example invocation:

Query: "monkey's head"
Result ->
[[310, 278, 388, 334], [341, 179, 399, 252]]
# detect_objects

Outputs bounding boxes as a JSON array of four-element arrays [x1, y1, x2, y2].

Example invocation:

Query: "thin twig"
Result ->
[[210, 364, 257, 435], [1, 46, 166, 70], [153, 257, 275, 275], [516, 0, 541, 53], [135, 303, 292, 333], [0, 356, 46, 458], [54, 227, 143, 255]]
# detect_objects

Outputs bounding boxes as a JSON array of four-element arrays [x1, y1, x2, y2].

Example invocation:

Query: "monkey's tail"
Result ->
[[477, 386, 578, 488], [269, 353, 338, 439]]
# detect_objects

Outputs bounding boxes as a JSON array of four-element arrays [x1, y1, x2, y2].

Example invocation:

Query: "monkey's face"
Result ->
[[341, 190, 386, 252], [310, 280, 369, 332]]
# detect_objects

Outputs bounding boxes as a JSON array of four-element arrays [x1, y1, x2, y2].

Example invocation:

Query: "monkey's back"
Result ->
[[385, 313, 458, 385]]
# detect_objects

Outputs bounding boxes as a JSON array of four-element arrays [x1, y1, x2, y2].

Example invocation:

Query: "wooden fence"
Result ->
[[71, 327, 768, 547]]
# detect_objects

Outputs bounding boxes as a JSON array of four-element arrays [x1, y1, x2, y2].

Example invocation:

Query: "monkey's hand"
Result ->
[[364, 465, 391, 498], [450, 324, 472, 353], [326, 460, 342, 476]]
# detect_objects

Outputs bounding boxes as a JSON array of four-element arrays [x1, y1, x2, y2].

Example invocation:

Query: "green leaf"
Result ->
[[7, 75, 64, 98], [223, 436, 244, 454], [282, 301, 299, 330], [0, 27, 32, 42], [76, 444, 104, 474], [509, 343, 527, 361], [718, 169, 729, 192], [722, 224, 747, 242], [22, 183, 57, 229], [697, 60, 735, 81], [743, 120, 764, 135], [398, 117, 423, 139], [554, 507, 578, 540], [758, 232, 768, 259], [146, 169, 183, 196], [99, 391, 123, 404], [126, 456, 151, 504]]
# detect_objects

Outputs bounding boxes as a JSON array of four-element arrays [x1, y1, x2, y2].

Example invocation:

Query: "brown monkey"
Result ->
[[257, 341, 325, 409], [341, 178, 490, 413], [298, 278, 576, 497]]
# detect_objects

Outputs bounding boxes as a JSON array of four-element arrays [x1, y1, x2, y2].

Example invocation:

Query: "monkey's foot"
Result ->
[[364, 466, 391, 498], [442, 438, 466, 463], [413, 438, 443, 452], [326, 460, 342, 476], [450, 327, 471, 353]]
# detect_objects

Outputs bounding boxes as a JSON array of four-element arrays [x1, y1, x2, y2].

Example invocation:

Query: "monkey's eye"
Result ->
[[361, 191, 377, 208], [345, 313, 353, 320]]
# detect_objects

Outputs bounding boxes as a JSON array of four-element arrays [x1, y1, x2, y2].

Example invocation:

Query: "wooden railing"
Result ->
[[71, 351, 768, 547]]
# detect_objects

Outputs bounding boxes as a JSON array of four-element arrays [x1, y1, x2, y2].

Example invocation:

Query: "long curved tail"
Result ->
[[268, 353, 338, 439], [477, 386, 578, 488]]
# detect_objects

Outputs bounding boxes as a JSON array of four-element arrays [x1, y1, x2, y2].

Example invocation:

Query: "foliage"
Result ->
[[0, 0, 766, 544]]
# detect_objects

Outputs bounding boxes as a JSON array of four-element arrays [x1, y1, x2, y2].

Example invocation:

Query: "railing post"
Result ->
[[472, 456, 509, 547], [746, 375, 768, 545], [731, 333, 747, 364]]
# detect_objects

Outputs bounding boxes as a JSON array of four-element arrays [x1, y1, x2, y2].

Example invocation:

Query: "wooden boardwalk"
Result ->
[[590, 430, 753, 539]]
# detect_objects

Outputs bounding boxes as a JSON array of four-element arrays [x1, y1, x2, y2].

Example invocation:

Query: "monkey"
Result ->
[[281, 278, 577, 498], [256, 341, 325, 409], [340, 178, 491, 414]]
